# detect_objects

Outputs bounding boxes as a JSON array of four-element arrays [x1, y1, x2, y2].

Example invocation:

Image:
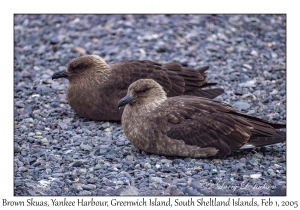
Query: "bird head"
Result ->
[[118, 79, 167, 109], [52, 55, 109, 81]]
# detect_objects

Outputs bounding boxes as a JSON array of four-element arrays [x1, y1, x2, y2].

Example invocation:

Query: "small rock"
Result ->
[[238, 80, 256, 87], [270, 89, 278, 95], [274, 164, 282, 169], [25, 118, 34, 123], [14, 144, 21, 153], [82, 184, 96, 190], [18, 167, 28, 172], [177, 183, 187, 187], [148, 169, 155, 174], [120, 186, 139, 196], [250, 174, 261, 179], [172, 159, 185, 165], [243, 64, 252, 70], [247, 110, 256, 115], [211, 169, 218, 175], [177, 178, 187, 183], [161, 159, 172, 164], [248, 159, 259, 166], [16, 101, 26, 108], [144, 163, 151, 169], [235, 90, 243, 95], [150, 177, 162, 183], [106, 150, 118, 159], [126, 155, 135, 162], [190, 181, 202, 190], [254, 153, 263, 159], [233, 101, 250, 111], [40, 138, 48, 146], [74, 47, 86, 54], [236, 163, 245, 169], [115, 180, 124, 185], [72, 161, 83, 167], [184, 187, 199, 196], [242, 93, 256, 100], [79, 190, 92, 196], [45, 168, 52, 173], [79, 168, 87, 173], [80, 143, 92, 151], [251, 50, 259, 56]]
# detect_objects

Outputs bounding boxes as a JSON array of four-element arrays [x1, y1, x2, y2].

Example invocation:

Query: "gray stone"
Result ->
[[144, 163, 151, 169], [120, 186, 139, 196], [233, 101, 250, 111], [82, 184, 96, 190], [80, 143, 93, 151], [150, 177, 162, 183], [40, 138, 49, 146]]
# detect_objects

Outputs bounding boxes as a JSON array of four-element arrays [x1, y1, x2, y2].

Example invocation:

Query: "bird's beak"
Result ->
[[118, 94, 137, 109], [52, 70, 70, 80]]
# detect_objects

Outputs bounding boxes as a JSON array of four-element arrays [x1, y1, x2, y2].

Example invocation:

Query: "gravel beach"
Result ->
[[14, 14, 286, 196]]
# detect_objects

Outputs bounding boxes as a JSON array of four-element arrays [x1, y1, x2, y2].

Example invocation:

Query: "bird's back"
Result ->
[[110, 60, 224, 98]]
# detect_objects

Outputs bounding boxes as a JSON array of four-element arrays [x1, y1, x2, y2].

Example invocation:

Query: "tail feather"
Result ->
[[163, 63, 223, 99], [196, 66, 210, 74], [247, 130, 286, 148], [200, 82, 218, 88], [230, 110, 286, 130]]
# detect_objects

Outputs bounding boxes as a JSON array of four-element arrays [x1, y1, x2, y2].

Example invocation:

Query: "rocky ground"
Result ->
[[14, 14, 286, 196]]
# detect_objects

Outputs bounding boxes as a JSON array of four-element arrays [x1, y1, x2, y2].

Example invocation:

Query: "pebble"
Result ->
[[40, 138, 49, 146], [150, 177, 163, 183], [185, 188, 199, 195], [16, 101, 26, 108], [72, 161, 83, 167], [18, 167, 28, 172], [254, 153, 263, 159], [190, 181, 202, 190], [250, 174, 261, 179], [161, 159, 172, 164], [144, 163, 151, 169], [126, 155, 135, 162], [232, 101, 250, 111], [148, 169, 156, 174], [79, 190, 92, 196], [82, 184, 96, 190], [14, 144, 21, 153], [177, 183, 187, 187], [106, 150, 118, 159], [80, 143, 93, 151], [79, 169, 87, 173], [238, 80, 256, 87], [120, 186, 139, 196], [45, 168, 52, 173], [242, 64, 252, 70], [172, 159, 185, 165]]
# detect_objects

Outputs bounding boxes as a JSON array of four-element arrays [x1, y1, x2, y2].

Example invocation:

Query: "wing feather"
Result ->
[[110, 60, 223, 99], [159, 97, 285, 156]]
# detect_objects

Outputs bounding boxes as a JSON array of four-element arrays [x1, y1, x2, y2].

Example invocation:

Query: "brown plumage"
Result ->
[[118, 79, 286, 158], [52, 55, 223, 121]]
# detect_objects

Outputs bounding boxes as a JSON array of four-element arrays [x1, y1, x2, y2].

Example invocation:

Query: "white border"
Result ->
[[2, 0, 298, 209]]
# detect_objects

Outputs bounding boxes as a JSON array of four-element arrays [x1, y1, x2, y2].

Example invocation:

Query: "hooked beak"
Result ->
[[52, 70, 70, 80], [118, 94, 137, 109]]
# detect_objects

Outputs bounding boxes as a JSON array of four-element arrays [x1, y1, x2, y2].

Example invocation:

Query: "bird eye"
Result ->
[[78, 64, 84, 69], [142, 89, 148, 93], [75, 63, 86, 71]]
